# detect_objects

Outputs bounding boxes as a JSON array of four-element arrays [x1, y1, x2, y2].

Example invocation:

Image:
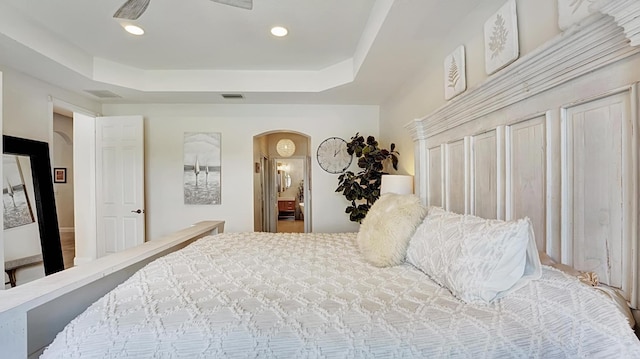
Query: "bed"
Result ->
[[41, 231, 640, 358], [4, 2, 640, 357]]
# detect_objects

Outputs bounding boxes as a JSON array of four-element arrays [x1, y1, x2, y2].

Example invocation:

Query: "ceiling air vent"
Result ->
[[84, 90, 122, 99], [221, 93, 244, 100]]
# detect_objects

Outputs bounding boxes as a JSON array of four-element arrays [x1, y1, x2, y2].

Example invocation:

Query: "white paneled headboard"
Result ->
[[407, 1, 640, 308]]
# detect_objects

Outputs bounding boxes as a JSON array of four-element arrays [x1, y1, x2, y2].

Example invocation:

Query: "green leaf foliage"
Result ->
[[335, 132, 400, 223]]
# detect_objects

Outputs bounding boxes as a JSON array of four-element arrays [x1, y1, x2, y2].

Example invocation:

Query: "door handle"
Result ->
[[131, 209, 145, 214]]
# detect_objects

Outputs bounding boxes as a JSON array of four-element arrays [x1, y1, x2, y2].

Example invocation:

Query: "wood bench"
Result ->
[[4, 254, 43, 288]]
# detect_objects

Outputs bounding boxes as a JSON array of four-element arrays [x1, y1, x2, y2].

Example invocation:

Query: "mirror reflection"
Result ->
[[277, 162, 291, 192], [4, 155, 36, 228], [3, 155, 43, 288], [285, 173, 292, 189]]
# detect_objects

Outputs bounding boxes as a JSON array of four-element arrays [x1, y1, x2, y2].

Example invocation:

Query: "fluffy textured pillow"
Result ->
[[357, 193, 427, 267], [406, 207, 541, 303]]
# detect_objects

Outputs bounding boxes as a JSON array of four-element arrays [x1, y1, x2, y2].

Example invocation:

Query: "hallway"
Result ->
[[277, 220, 304, 233]]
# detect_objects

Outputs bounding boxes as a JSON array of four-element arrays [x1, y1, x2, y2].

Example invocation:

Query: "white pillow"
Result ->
[[357, 193, 427, 267], [406, 207, 541, 303]]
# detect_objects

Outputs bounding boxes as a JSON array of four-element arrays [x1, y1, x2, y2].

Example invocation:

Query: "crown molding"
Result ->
[[596, 0, 640, 46], [406, 2, 640, 141]]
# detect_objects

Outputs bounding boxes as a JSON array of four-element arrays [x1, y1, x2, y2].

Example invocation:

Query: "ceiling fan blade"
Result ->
[[210, 0, 253, 10], [113, 0, 151, 20]]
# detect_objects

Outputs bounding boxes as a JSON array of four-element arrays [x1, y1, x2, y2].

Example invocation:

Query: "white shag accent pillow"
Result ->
[[357, 193, 427, 267], [406, 207, 542, 303]]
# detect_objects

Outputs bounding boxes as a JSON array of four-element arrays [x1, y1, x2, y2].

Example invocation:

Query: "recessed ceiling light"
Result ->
[[124, 24, 145, 36], [270, 26, 288, 37]]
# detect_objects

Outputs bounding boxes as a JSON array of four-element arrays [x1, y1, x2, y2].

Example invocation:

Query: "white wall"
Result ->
[[102, 104, 379, 238], [379, 0, 560, 174], [2, 69, 100, 142], [1, 65, 377, 258], [1, 67, 100, 286]]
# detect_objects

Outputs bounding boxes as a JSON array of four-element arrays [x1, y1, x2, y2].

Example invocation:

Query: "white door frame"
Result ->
[[260, 156, 269, 232], [304, 155, 311, 233], [253, 132, 312, 233], [269, 158, 278, 232], [73, 112, 98, 264], [48, 98, 99, 265]]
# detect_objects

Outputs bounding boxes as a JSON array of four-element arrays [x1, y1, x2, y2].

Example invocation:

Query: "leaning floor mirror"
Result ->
[[3, 135, 63, 288]]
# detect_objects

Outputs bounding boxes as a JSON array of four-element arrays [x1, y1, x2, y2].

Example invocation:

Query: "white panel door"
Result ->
[[506, 116, 547, 251], [472, 130, 498, 219], [563, 92, 633, 300], [96, 116, 144, 257]]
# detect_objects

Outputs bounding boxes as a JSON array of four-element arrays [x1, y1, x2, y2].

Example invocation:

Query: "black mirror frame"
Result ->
[[3, 135, 64, 275]]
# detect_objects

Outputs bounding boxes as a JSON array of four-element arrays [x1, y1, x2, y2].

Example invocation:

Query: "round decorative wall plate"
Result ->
[[316, 137, 353, 174]]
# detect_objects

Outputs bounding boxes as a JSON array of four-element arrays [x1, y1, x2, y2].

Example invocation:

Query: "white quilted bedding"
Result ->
[[42, 232, 640, 358]]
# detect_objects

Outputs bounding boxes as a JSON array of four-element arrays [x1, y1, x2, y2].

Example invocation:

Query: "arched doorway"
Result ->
[[253, 131, 311, 233]]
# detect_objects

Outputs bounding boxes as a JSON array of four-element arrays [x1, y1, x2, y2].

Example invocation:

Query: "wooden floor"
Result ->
[[277, 220, 304, 233], [60, 232, 75, 269]]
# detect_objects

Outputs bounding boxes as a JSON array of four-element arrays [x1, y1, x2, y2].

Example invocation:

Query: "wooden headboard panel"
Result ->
[[406, 3, 640, 308]]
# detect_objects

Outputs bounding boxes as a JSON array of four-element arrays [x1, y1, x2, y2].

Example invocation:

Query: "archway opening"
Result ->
[[253, 131, 311, 233]]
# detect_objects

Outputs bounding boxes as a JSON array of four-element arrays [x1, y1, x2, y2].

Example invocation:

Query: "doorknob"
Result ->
[[131, 209, 144, 214]]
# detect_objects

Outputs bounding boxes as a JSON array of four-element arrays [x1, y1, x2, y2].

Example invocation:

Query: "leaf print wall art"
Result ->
[[484, 0, 519, 75], [558, 0, 596, 30], [489, 14, 508, 59], [444, 45, 466, 100]]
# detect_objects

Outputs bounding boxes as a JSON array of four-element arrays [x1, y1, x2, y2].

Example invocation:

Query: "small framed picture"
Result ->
[[54, 167, 67, 183]]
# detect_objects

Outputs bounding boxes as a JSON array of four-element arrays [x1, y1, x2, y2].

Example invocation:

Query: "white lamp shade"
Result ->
[[276, 139, 296, 157], [380, 175, 414, 195]]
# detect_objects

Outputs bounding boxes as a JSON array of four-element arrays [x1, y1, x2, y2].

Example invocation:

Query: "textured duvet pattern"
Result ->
[[42, 232, 640, 358]]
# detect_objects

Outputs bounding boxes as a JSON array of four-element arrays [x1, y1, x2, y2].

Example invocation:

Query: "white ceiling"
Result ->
[[0, 0, 503, 105]]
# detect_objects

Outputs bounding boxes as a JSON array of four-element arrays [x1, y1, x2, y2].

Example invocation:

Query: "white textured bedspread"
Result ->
[[42, 232, 640, 358]]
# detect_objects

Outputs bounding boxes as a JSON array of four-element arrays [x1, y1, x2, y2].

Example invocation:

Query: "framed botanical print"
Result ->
[[444, 45, 466, 100], [484, 0, 519, 75]]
